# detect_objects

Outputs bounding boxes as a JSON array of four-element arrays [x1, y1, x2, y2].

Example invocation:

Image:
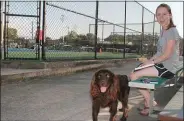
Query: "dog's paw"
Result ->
[[124, 108, 129, 118], [120, 116, 127, 121], [112, 115, 117, 121]]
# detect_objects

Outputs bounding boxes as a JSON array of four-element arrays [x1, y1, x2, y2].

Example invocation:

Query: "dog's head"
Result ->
[[90, 69, 119, 100], [93, 69, 115, 93]]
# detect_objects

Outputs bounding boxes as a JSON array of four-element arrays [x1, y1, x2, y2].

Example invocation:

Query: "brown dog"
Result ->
[[90, 69, 130, 121]]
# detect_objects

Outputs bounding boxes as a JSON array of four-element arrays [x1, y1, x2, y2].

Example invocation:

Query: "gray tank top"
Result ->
[[155, 27, 183, 74]]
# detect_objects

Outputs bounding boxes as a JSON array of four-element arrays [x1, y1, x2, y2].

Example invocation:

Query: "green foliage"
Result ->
[[53, 30, 159, 47], [104, 34, 125, 44], [59, 31, 97, 46], [7, 27, 18, 39], [63, 30, 78, 44], [86, 33, 95, 41]]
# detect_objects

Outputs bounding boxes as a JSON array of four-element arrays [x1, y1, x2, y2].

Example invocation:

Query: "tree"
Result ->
[[86, 33, 100, 45], [104, 34, 125, 44], [78, 34, 87, 41], [46, 37, 52, 40], [64, 30, 78, 44], [6, 27, 18, 40], [45, 37, 52, 46], [86, 33, 95, 41]]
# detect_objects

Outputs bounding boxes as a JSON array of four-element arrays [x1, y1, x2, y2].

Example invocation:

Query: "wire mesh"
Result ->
[[2, 1, 40, 59], [3, 1, 179, 60], [45, 1, 97, 60]]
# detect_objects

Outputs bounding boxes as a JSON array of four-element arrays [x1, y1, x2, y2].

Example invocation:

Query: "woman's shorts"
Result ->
[[154, 63, 174, 79], [134, 63, 175, 79]]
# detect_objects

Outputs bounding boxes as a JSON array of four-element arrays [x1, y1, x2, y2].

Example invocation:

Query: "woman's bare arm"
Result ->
[[153, 40, 175, 64]]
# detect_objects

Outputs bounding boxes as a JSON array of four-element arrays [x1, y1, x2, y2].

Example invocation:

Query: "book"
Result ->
[[141, 78, 158, 84], [134, 64, 155, 71]]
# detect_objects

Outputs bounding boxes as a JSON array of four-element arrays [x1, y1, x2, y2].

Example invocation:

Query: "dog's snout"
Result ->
[[101, 80, 106, 86]]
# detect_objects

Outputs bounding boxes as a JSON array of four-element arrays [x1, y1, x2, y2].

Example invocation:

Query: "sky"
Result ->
[[1, 0, 183, 41]]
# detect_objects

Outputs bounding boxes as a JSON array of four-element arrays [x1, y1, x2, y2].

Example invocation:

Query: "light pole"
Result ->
[[67, 26, 69, 35], [61, 15, 64, 44], [31, 21, 34, 39]]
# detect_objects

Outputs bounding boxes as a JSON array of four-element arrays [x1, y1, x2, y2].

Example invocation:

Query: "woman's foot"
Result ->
[[153, 101, 158, 107], [137, 106, 147, 111], [137, 101, 158, 111], [139, 107, 149, 116]]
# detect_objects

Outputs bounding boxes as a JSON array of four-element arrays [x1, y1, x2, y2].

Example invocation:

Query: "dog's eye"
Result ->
[[98, 74, 101, 78], [106, 74, 110, 78]]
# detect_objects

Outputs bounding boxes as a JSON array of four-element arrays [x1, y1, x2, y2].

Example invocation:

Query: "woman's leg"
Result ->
[[138, 89, 150, 107], [130, 66, 159, 80], [129, 66, 159, 114]]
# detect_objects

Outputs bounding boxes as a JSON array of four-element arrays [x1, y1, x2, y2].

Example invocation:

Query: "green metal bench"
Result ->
[[174, 68, 183, 88], [128, 67, 183, 116]]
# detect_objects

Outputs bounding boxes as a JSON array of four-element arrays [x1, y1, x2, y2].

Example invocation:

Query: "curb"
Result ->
[[1, 58, 138, 84], [1, 58, 139, 69], [1, 64, 106, 84]]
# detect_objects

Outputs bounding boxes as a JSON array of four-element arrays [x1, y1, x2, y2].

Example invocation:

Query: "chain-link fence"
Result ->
[[1, 1, 42, 60], [44, 1, 97, 60], [1, 1, 182, 60]]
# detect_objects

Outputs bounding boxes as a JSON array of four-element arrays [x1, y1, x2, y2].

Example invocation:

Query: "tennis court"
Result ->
[[4, 49, 140, 59]]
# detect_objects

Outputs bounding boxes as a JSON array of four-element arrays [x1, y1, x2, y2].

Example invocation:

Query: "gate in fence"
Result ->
[[2, 1, 42, 60]]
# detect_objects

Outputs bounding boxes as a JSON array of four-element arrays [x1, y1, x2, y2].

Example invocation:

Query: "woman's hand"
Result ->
[[140, 60, 154, 67]]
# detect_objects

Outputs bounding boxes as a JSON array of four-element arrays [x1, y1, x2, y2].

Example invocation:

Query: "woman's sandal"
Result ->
[[137, 106, 147, 111], [139, 107, 149, 116], [137, 102, 158, 111]]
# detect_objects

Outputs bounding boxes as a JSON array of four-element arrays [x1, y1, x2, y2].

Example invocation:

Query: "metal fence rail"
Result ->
[[2, 1, 180, 61]]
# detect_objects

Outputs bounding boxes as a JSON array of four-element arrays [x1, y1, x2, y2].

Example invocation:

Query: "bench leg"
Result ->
[[174, 75, 179, 89], [149, 89, 154, 116], [174, 76, 177, 89]]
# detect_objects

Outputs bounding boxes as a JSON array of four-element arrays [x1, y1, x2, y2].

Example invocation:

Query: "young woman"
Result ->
[[129, 3, 183, 116]]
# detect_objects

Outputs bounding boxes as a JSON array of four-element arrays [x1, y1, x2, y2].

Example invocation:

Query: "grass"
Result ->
[[3, 51, 141, 59]]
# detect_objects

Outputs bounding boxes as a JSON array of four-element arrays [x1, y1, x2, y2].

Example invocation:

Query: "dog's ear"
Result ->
[[90, 71, 100, 98], [123, 75, 129, 83], [91, 70, 97, 86], [121, 75, 129, 83]]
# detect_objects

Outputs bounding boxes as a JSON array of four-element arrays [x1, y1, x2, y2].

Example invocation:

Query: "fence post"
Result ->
[[123, 1, 127, 59], [113, 25, 115, 35], [152, 14, 155, 56], [3, 1, 6, 59], [0, 1, 3, 60], [89, 24, 91, 34], [36, 1, 42, 60], [94, 0, 99, 59], [141, 6, 144, 56], [102, 21, 104, 45], [42, 1, 46, 60]]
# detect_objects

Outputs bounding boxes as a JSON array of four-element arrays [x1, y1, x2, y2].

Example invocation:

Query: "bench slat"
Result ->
[[129, 77, 168, 89]]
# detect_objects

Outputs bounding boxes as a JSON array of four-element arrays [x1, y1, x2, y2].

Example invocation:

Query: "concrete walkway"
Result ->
[[1, 61, 180, 121]]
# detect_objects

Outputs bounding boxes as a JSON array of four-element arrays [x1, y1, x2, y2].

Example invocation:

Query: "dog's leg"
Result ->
[[109, 100, 118, 121], [92, 101, 100, 121], [120, 87, 130, 121], [120, 116, 127, 121]]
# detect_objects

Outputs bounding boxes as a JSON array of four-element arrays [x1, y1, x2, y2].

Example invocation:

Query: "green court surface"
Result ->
[[4, 51, 140, 59]]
